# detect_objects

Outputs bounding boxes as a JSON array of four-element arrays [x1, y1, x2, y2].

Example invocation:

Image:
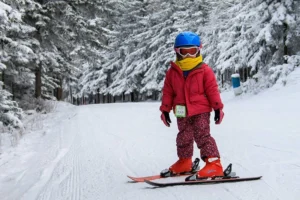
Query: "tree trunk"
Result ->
[[97, 88, 100, 103], [221, 73, 224, 88], [57, 77, 63, 101], [0, 71, 3, 89], [35, 66, 42, 98], [12, 82, 15, 100], [57, 88, 62, 100], [122, 92, 125, 102], [69, 85, 73, 104], [283, 22, 288, 64]]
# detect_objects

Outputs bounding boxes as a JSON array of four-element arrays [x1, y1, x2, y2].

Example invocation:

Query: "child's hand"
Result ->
[[161, 112, 171, 127], [214, 109, 224, 124]]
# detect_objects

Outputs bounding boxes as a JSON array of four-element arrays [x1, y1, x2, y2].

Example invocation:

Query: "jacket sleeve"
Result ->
[[159, 70, 174, 113], [203, 66, 224, 110]]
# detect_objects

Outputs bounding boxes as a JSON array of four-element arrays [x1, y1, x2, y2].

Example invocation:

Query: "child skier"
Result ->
[[160, 31, 225, 178]]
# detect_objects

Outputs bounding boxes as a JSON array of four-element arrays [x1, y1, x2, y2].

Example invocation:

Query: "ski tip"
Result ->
[[127, 175, 143, 182], [127, 174, 163, 182], [127, 175, 134, 179], [250, 176, 262, 179]]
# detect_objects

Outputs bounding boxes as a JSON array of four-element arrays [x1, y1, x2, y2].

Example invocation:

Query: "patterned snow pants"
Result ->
[[176, 112, 220, 160]]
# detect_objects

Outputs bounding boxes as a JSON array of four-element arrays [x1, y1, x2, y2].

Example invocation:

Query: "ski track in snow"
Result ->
[[1, 68, 300, 200]]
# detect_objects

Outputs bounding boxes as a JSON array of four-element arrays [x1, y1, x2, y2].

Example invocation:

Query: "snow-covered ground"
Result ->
[[1, 68, 300, 200]]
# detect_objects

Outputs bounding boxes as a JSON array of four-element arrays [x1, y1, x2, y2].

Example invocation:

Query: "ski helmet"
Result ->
[[174, 31, 201, 47]]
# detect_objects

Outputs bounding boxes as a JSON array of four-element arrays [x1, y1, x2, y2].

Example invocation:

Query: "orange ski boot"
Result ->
[[169, 158, 193, 174], [197, 157, 224, 177]]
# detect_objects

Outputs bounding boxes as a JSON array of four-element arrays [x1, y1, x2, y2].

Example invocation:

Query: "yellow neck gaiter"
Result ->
[[175, 55, 203, 71]]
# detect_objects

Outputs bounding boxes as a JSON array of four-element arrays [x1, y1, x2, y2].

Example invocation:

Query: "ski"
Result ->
[[127, 158, 200, 182], [127, 173, 193, 182], [144, 176, 262, 187]]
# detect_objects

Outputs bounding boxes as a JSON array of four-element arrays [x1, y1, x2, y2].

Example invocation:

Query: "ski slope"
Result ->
[[1, 68, 300, 200]]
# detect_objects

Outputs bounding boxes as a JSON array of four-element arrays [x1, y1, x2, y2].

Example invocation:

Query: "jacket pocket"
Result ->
[[189, 76, 200, 95], [189, 71, 205, 95], [189, 94, 210, 106]]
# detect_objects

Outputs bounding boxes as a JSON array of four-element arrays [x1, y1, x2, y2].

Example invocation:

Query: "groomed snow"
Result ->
[[0, 68, 300, 200]]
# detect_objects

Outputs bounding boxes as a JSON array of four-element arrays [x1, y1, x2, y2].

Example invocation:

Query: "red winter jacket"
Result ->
[[160, 61, 223, 117]]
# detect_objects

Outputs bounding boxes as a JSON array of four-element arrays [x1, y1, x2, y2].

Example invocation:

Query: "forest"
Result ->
[[1, 0, 300, 130]]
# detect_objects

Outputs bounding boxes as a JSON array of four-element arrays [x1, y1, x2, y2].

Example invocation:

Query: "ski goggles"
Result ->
[[174, 46, 200, 57]]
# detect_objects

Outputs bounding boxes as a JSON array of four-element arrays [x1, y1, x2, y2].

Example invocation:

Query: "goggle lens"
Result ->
[[180, 47, 198, 55], [175, 47, 200, 57]]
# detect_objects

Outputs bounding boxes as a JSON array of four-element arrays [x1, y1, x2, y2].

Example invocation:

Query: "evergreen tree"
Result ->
[[0, 1, 24, 128], [33, 1, 85, 99], [204, 0, 299, 87], [202, 0, 238, 79], [72, 0, 123, 101], [1, 0, 39, 99], [0, 87, 23, 129], [106, 0, 149, 100]]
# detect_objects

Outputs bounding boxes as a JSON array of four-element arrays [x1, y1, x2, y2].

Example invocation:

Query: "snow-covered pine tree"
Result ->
[[0, 0, 39, 100], [205, 0, 299, 90], [289, 0, 300, 56], [126, 0, 176, 100], [31, 1, 83, 100], [71, 0, 121, 103], [106, 0, 151, 101], [0, 1, 24, 128], [268, 0, 300, 86], [201, 0, 239, 87], [0, 87, 23, 129]]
